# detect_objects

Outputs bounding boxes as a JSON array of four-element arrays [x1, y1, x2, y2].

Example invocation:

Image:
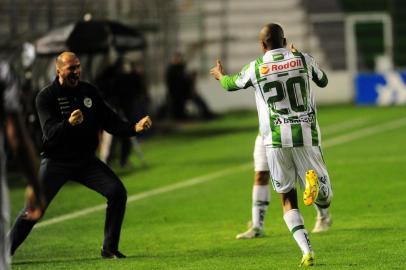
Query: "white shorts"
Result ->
[[265, 146, 333, 206], [253, 135, 269, 172]]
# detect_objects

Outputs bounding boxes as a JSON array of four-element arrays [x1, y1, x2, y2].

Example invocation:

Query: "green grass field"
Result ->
[[8, 105, 406, 269]]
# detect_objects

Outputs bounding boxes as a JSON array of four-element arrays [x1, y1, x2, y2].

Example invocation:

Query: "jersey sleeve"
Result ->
[[303, 53, 328, 88], [220, 63, 253, 91]]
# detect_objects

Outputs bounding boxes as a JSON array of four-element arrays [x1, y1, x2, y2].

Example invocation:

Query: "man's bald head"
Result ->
[[56, 51, 81, 88], [56, 51, 78, 69], [259, 23, 286, 52]]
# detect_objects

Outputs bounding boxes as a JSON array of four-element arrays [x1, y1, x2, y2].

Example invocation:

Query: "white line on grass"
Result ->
[[322, 118, 369, 135], [323, 117, 406, 148], [332, 156, 406, 165], [35, 116, 406, 229]]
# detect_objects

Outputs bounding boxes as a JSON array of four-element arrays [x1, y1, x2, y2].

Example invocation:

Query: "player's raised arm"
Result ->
[[290, 43, 328, 88], [210, 59, 225, 80], [210, 60, 253, 91], [306, 54, 328, 88]]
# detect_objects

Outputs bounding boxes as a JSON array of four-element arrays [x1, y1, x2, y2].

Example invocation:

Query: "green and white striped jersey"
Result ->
[[220, 48, 328, 148]]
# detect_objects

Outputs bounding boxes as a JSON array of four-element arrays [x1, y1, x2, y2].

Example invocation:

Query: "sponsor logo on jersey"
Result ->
[[259, 58, 304, 76], [261, 59, 303, 77], [84, 97, 92, 108], [270, 59, 302, 72], [272, 54, 284, 61], [273, 114, 315, 125], [260, 65, 270, 74]]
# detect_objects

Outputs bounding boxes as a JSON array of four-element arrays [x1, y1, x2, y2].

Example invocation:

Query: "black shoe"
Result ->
[[101, 248, 127, 259]]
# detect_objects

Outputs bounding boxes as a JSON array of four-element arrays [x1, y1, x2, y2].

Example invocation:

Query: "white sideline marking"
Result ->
[[323, 118, 368, 135], [333, 155, 406, 165], [35, 116, 406, 229], [323, 117, 406, 148]]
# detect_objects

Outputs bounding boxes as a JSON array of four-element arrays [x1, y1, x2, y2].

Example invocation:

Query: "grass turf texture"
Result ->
[[9, 105, 406, 269]]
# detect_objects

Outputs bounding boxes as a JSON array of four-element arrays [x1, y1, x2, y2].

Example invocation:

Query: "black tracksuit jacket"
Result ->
[[36, 78, 137, 161]]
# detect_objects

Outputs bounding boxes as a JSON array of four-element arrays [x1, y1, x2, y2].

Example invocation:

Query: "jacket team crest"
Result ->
[[84, 97, 92, 108]]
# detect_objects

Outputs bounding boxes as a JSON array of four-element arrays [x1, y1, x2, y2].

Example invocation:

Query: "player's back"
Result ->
[[258, 48, 314, 118], [252, 48, 320, 147]]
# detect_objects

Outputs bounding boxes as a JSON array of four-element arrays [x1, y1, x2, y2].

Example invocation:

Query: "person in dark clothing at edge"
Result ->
[[9, 52, 152, 259], [1, 59, 44, 270]]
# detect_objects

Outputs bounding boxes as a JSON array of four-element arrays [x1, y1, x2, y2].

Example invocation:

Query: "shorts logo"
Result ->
[[318, 175, 329, 199], [273, 180, 281, 188], [319, 176, 328, 184], [84, 97, 92, 108], [320, 185, 329, 199]]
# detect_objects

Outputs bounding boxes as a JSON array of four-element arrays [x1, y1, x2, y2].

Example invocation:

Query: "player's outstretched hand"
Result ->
[[290, 44, 299, 53], [135, 116, 152, 133], [210, 59, 225, 80], [68, 109, 84, 126]]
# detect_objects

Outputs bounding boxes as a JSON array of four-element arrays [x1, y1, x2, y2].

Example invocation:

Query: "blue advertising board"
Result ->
[[355, 72, 406, 105]]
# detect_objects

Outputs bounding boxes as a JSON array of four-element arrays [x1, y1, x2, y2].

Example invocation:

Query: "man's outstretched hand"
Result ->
[[210, 60, 225, 80], [135, 116, 152, 133]]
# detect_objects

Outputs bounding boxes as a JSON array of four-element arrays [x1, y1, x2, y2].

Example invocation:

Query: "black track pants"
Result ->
[[9, 157, 127, 254]]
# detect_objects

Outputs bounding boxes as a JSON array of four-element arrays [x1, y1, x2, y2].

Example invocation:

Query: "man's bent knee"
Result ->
[[106, 182, 127, 203]]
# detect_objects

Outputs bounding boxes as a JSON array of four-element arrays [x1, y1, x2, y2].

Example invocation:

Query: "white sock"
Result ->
[[314, 204, 329, 219], [252, 185, 269, 230], [283, 209, 313, 255]]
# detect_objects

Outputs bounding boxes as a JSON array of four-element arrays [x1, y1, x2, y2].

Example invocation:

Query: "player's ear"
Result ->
[[261, 41, 267, 51], [55, 63, 60, 75]]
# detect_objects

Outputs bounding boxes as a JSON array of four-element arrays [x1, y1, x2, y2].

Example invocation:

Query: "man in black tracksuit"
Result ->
[[9, 52, 152, 259]]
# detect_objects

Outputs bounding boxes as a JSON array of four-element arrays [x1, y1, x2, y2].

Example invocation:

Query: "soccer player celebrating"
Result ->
[[9, 52, 152, 259], [210, 23, 333, 266]]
